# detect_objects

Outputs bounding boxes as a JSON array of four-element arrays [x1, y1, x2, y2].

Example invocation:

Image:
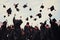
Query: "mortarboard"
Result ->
[[48, 13, 52, 17], [26, 17, 29, 21], [29, 8, 32, 11], [40, 3, 44, 9], [34, 18, 37, 21], [4, 15, 6, 18], [36, 13, 42, 18], [3, 5, 6, 8], [16, 8, 19, 12], [30, 15, 33, 18], [14, 3, 19, 8], [23, 4, 27, 8], [49, 5, 56, 11], [7, 8, 12, 16], [39, 10, 42, 12]]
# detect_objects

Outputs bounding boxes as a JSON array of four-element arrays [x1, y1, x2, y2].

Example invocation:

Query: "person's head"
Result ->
[[3, 21, 7, 25], [34, 26, 39, 30], [52, 18, 57, 23], [26, 22, 29, 25], [7, 26, 11, 30], [40, 22, 44, 26], [40, 22, 43, 24], [30, 26, 33, 31]]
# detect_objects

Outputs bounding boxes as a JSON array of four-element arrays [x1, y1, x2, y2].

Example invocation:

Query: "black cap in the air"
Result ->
[[7, 8, 12, 16]]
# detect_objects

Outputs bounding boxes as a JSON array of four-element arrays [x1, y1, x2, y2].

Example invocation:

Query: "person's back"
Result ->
[[49, 18, 59, 40], [49, 18, 58, 31], [13, 14, 23, 29], [24, 22, 31, 40], [40, 21, 47, 40], [0, 28, 2, 40]]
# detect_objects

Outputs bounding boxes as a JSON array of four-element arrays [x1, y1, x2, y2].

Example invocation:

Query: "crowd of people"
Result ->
[[0, 15, 60, 40]]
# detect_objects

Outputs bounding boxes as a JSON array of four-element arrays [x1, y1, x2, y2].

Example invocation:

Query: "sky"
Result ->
[[0, 0, 60, 28]]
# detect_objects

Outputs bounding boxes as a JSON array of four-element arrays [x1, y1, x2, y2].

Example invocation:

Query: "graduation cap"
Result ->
[[49, 5, 56, 11], [36, 13, 42, 18], [39, 10, 42, 12], [16, 8, 19, 12], [40, 22, 43, 24], [4, 15, 6, 18], [26, 17, 29, 21], [29, 8, 32, 11], [48, 13, 52, 17], [34, 18, 37, 21], [14, 3, 19, 8], [3, 5, 6, 8], [7, 8, 12, 16], [40, 3, 44, 9], [52, 18, 57, 22], [23, 4, 27, 8], [30, 15, 33, 18]]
